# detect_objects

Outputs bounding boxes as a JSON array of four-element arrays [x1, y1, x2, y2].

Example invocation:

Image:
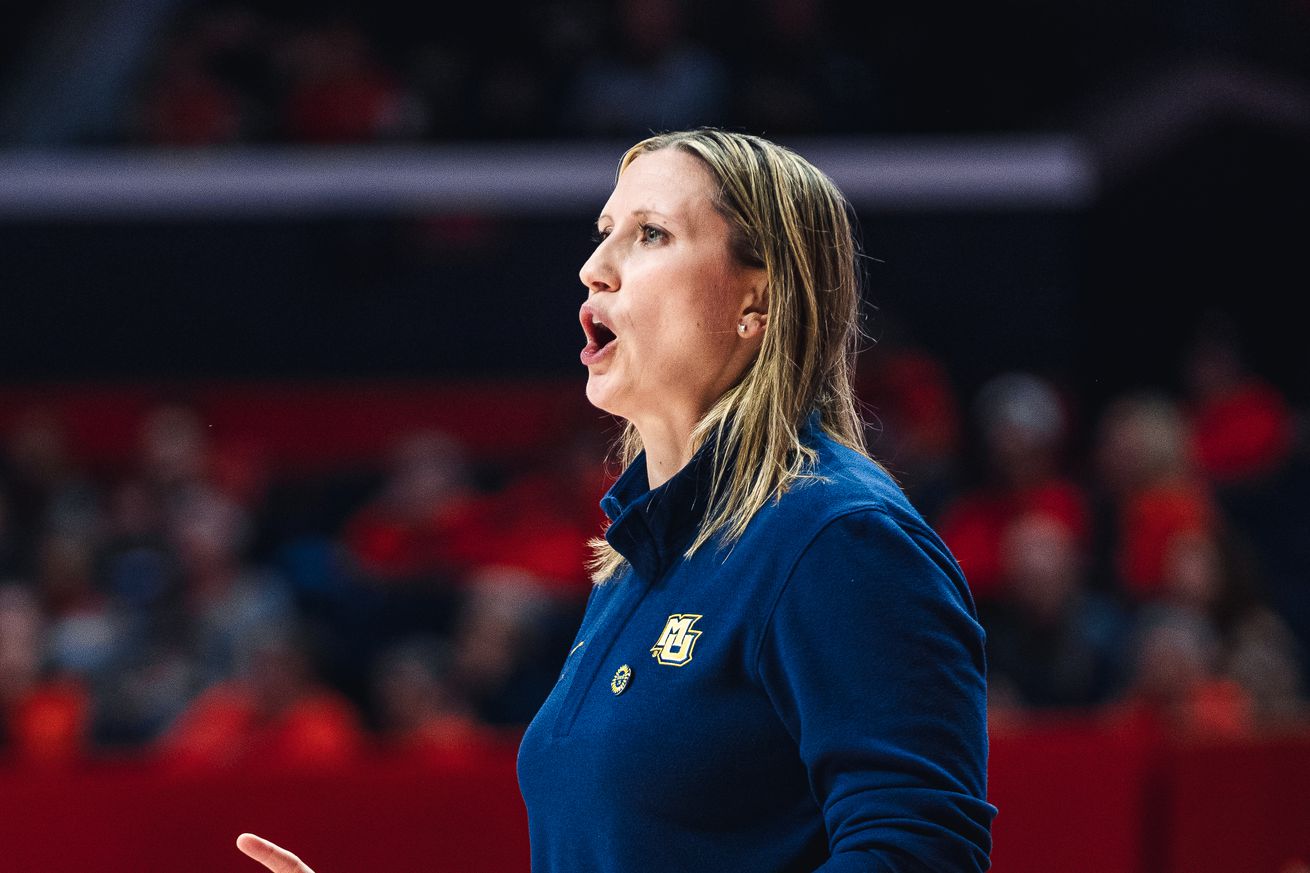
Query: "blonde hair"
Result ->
[[588, 128, 877, 584]]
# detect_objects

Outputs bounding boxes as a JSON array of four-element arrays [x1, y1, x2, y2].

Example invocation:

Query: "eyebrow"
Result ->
[[595, 209, 672, 228]]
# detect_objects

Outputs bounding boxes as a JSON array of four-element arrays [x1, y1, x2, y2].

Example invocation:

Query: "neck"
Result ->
[[632, 410, 701, 490]]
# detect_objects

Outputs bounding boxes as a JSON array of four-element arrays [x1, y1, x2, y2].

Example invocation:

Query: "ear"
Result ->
[[738, 268, 769, 324]]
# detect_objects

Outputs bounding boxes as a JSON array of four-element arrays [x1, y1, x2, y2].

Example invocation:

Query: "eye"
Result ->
[[639, 224, 666, 245], [590, 226, 611, 245]]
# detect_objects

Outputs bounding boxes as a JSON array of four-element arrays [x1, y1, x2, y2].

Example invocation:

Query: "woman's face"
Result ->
[[578, 148, 764, 428]]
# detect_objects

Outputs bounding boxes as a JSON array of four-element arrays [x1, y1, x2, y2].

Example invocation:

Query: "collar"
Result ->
[[599, 410, 824, 582]]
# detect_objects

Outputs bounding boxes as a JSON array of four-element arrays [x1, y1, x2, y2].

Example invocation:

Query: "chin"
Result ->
[[584, 373, 625, 417]]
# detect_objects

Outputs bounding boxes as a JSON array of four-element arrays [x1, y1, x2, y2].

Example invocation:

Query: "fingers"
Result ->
[[236, 833, 316, 873]]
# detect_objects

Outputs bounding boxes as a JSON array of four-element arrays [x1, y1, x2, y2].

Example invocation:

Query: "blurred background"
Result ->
[[0, 0, 1308, 871]]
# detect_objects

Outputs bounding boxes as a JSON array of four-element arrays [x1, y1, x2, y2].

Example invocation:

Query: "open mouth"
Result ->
[[580, 306, 619, 364], [584, 304, 618, 348], [592, 320, 617, 349]]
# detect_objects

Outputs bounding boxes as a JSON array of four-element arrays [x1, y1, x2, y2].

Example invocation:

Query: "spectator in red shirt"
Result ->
[[156, 625, 364, 772], [938, 372, 1089, 602], [469, 425, 612, 595], [0, 585, 92, 768], [1094, 393, 1220, 600], [342, 430, 483, 586], [1182, 313, 1294, 486], [1108, 609, 1256, 741]]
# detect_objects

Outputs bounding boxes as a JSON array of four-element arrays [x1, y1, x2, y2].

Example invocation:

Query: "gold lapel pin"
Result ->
[[610, 664, 632, 695]]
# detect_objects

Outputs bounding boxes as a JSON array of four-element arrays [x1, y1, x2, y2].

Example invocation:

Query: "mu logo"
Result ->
[[650, 613, 703, 666]]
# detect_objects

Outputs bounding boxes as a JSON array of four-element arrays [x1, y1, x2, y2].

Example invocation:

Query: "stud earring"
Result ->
[[737, 322, 747, 334]]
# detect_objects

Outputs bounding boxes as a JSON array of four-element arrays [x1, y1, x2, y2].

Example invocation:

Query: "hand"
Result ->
[[236, 833, 317, 873]]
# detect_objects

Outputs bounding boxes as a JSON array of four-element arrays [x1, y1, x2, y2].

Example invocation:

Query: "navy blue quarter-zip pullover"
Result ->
[[517, 413, 996, 872]]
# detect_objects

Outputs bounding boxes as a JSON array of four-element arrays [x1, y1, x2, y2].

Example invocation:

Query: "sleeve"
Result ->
[[755, 508, 996, 873]]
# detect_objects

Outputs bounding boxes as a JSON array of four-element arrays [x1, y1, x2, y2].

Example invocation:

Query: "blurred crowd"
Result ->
[[865, 318, 1310, 740], [0, 397, 607, 770], [124, 0, 884, 145], [2, 315, 1309, 772], [102, 0, 1310, 145]]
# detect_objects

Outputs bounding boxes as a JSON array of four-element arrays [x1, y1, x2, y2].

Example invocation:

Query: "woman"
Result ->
[[238, 129, 995, 872]]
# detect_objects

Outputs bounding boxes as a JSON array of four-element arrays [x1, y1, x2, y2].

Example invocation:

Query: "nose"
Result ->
[[579, 241, 618, 295]]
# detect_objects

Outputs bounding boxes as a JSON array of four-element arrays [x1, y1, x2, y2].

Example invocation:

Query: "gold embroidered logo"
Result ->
[[650, 614, 703, 666], [611, 664, 632, 694]]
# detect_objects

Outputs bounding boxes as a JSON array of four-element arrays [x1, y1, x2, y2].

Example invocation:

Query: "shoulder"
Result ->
[[754, 430, 938, 546], [743, 433, 974, 615]]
